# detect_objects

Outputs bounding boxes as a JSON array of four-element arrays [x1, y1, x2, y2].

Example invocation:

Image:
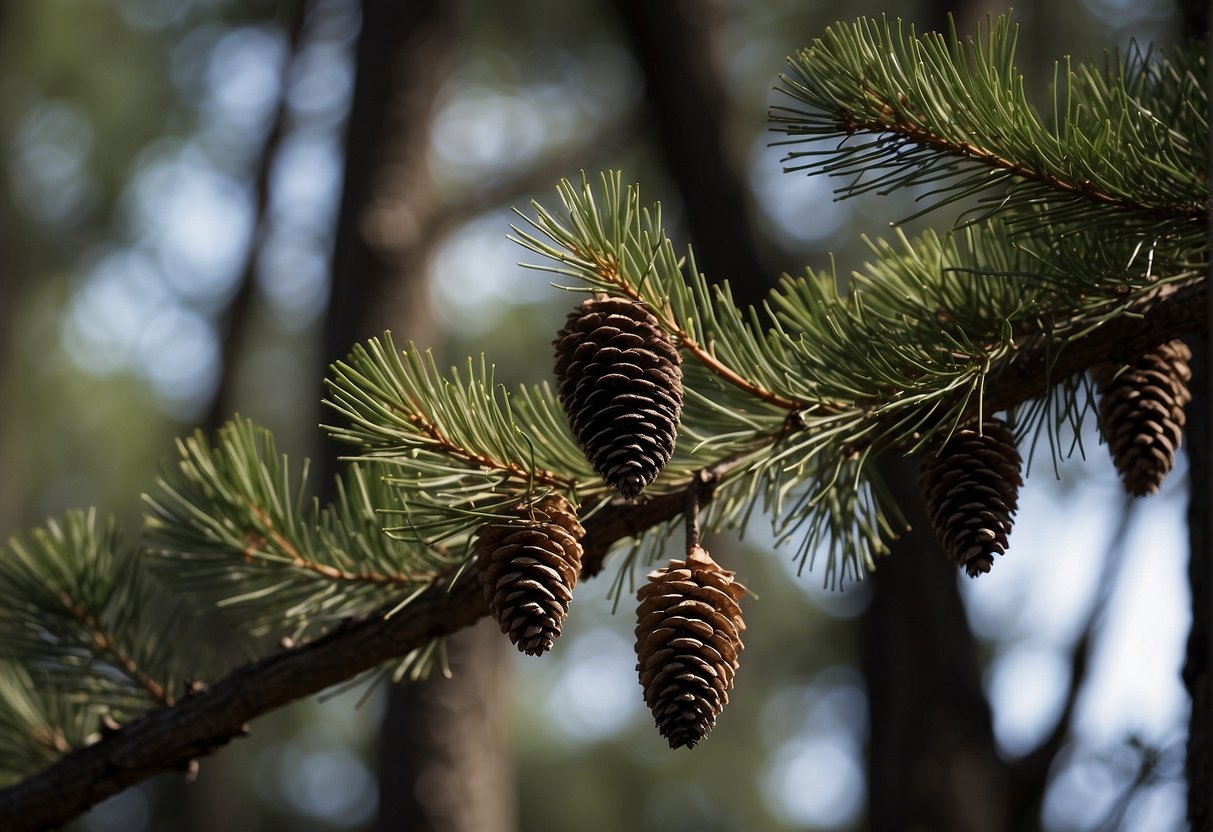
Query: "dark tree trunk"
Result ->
[[1184, 335, 1210, 831], [322, 0, 449, 369], [322, 2, 514, 830], [1177, 1, 1209, 827], [611, 0, 774, 311], [865, 457, 1013, 832], [378, 620, 515, 832]]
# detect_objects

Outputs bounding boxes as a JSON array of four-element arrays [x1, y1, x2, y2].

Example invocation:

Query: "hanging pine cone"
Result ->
[[920, 418, 1022, 578], [553, 294, 683, 499], [635, 546, 746, 749], [1091, 339, 1192, 497], [473, 494, 584, 656]]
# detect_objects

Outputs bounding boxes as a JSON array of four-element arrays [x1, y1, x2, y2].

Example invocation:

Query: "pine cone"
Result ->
[[473, 495, 584, 656], [635, 546, 746, 748], [920, 419, 1022, 577], [1092, 339, 1192, 497], [553, 294, 683, 499]]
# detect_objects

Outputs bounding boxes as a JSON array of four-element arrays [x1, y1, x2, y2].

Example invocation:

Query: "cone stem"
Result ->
[[684, 468, 716, 554]]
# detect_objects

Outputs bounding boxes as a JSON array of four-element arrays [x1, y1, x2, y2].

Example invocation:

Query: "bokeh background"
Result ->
[[0, 0, 1194, 829]]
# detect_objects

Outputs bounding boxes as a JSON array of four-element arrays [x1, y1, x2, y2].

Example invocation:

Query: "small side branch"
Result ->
[[389, 405, 579, 491], [833, 110, 1207, 226], [0, 274, 1204, 831], [57, 593, 173, 708]]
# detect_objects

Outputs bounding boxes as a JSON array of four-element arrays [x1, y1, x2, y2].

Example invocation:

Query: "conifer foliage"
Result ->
[[0, 13, 1206, 825]]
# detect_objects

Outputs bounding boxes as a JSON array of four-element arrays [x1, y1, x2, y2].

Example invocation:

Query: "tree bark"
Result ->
[[1179, 1, 1209, 825], [322, 3, 515, 830], [1184, 335, 1210, 831], [865, 456, 1013, 832], [378, 619, 514, 832], [611, 0, 775, 311]]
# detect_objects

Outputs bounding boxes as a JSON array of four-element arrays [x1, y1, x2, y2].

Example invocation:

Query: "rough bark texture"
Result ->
[[378, 619, 515, 832]]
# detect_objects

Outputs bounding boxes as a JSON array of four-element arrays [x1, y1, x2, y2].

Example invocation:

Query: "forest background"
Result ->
[[0, 0, 1199, 830]]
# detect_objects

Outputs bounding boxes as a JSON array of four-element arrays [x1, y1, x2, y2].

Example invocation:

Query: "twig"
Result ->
[[833, 109, 1207, 226], [58, 593, 173, 708], [401, 406, 579, 491], [684, 473, 703, 553], [0, 272, 1205, 830], [594, 269, 802, 410]]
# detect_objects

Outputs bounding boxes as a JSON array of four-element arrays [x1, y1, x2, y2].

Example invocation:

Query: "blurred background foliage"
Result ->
[[0, 0, 1193, 829]]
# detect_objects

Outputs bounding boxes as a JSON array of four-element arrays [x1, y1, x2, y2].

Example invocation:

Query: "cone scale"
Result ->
[[634, 546, 746, 748], [1092, 339, 1192, 497], [473, 495, 584, 656], [553, 294, 683, 499], [920, 419, 1022, 577]]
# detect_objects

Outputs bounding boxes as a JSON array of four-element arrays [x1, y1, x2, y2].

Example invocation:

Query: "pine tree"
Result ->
[[0, 14, 1206, 829]]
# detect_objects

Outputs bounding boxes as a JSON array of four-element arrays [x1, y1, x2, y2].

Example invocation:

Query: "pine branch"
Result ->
[[1, 17, 1206, 821], [0, 511, 187, 717], [325, 338, 591, 488], [0, 511, 210, 788], [771, 15, 1208, 240], [512, 173, 1205, 578], [0, 269, 1202, 826], [0, 483, 693, 830], [511, 172, 810, 413], [0, 661, 91, 786], [145, 419, 460, 640], [0, 574, 484, 832]]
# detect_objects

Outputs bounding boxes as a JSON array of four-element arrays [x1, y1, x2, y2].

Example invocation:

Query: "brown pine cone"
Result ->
[[920, 418, 1022, 577], [473, 494, 584, 656], [553, 294, 682, 499], [635, 546, 746, 748], [1092, 339, 1192, 496]]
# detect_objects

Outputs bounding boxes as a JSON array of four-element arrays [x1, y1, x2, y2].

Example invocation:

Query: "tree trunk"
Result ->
[[322, 2, 515, 830], [865, 456, 1014, 832], [377, 620, 515, 832], [611, 0, 775, 311], [1184, 335, 1210, 830], [1177, 1, 1209, 826]]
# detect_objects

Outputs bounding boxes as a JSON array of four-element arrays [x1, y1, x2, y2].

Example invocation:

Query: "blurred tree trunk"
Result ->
[[1184, 335, 1209, 831], [865, 458, 1013, 832], [322, 2, 515, 831], [611, 0, 774, 311], [1179, 2, 1210, 827], [0, 170, 24, 539], [0, 0, 26, 539], [613, 2, 1050, 828]]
